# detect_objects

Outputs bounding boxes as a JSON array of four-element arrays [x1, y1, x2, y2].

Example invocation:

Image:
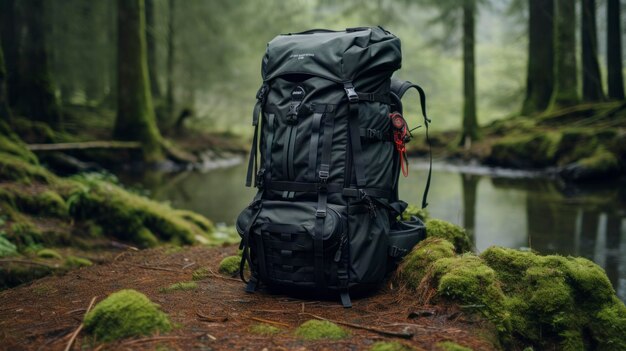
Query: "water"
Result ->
[[118, 159, 626, 301]]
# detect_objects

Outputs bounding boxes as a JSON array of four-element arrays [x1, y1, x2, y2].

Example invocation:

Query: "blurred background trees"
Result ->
[[0, 0, 622, 151]]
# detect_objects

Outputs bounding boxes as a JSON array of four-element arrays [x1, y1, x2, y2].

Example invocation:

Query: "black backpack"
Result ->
[[236, 27, 432, 307]]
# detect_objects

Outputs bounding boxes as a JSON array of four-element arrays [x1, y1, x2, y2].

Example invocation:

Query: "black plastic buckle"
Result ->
[[344, 83, 359, 103]]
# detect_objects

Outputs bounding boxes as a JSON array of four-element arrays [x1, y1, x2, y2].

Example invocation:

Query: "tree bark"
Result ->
[[146, 0, 161, 99], [521, 0, 555, 115], [114, 0, 163, 163], [460, 0, 478, 147], [549, 0, 579, 109], [166, 0, 175, 120], [581, 0, 604, 101], [607, 0, 624, 100]]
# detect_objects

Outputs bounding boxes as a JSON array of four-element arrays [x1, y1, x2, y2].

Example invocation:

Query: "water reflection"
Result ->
[[117, 161, 626, 301]]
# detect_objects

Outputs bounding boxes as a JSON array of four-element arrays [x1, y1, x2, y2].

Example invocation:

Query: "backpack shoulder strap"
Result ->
[[390, 79, 432, 209]]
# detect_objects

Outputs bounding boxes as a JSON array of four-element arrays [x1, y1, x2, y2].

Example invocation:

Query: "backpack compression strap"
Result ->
[[390, 80, 432, 209]]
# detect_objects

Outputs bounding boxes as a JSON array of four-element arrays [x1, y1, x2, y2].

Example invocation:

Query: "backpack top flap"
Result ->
[[263, 27, 401, 82]]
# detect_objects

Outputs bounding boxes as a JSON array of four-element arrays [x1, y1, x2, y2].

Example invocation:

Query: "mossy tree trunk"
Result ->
[[166, 0, 175, 121], [114, 0, 164, 163], [13, 0, 62, 128], [460, 0, 478, 148], [521, 0, 554, 115], [581, 0, 604, 102], [606, 0, 624, 100], [146, 0, 161, 100], [549, 0, 579, 109]]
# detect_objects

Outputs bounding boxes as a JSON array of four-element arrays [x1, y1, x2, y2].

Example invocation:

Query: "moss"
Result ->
[[192, 267, 210, 281], [488, 132, 561, 168], [248, 323, 281, 336], [396, 237, 456, 289], [37, 248, 62, 259], [369, 341, 415, 351], [426, 219, 472, 253], [218, 255, 241, 276], [64, 255, 92, 268], [159, 281, 197, 293], [84, 289, 172, 342], [294, 319, 349, 340], [0, 234, 17, 257], [435, 341, 473, 351], [401, 204, 429, 222]]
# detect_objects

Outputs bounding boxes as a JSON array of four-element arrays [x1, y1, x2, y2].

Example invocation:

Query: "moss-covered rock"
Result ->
[[159, 281, 197, 293], [488, 132, 561, 168], [64, 255, 92, 268], [426, 219, 472, 253], [435, 341, 473, 351], [295, 319, 349, 340], [218, 255, 241, 276], [249, 323, 281, 336], [396, 237, 456, 290], [84, 289, 172, 342], [37, 248, 62, 259], [369, 341, 415, 351]]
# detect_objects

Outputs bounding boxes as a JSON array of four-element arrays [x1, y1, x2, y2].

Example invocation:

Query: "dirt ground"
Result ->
[[0, 245, 497, 351]]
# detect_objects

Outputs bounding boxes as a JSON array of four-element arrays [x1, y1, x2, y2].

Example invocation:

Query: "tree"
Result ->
[[521, 0, 554, 115], [549, 0, 578, 108], [581, 0, 604, 101], [114, 0, 163, 162], [461, 0, 478, 147], [146, 0, 161, 100], [606, 0, 624, 100]]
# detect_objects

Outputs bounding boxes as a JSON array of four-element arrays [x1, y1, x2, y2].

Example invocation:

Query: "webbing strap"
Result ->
[[345, 82, 366, 187], [314, 109, 335, 292], [308, 112, 323, 181], [391, 80, 432, 209]]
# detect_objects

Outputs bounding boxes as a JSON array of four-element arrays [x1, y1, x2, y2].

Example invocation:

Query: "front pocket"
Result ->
[[237, 201, 346, 287]]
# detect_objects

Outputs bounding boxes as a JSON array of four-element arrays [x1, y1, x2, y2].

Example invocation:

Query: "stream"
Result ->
[[117, 159, 626, 302]]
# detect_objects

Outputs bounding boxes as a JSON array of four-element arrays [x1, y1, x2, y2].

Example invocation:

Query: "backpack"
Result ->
[[236, 27, 432, 307]]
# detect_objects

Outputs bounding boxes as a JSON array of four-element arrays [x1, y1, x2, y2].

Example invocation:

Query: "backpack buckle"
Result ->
[[343, 83, 359, 103]]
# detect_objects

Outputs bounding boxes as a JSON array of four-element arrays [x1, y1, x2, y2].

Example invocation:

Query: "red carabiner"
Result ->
[[389, 112, 409, 177]]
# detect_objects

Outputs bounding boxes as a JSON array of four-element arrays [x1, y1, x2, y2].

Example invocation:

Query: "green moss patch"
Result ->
[[426, 219, 472, 253], [435, 341, 473, 351], [37, 248, 62, 259], [294, 319, 349, 340], [369, 341, 415, 351], [159, 281, 197, 293], [84, 289, 172, 342], [249, 323, 281, 336], [218, 255, 241, 276]]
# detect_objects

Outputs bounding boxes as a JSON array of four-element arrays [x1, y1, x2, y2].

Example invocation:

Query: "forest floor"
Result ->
[[0, 245, 496, 351]]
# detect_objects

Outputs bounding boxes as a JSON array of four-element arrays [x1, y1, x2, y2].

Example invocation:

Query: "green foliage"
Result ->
[[249, 323, 281, 336], [397, 237, 456, 290], [435, 341, 473, 351], [426, 219, 472, 253], [294, 320, 349, 340], [64, 255, 92, 268], [84, 289, 172, 342], [369, 341, 415, 351], [37, 248, 62, 259], [159, 281, 197, 293], [218, 255, 242, 276]]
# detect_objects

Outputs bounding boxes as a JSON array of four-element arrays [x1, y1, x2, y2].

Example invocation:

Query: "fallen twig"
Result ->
[[299, 312, 414, 339], [63, 296, 97, 351], [249, 316, 290, 328]]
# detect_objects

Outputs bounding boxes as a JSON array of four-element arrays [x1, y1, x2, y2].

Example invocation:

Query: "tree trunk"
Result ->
[[460, 0, 478, 147], [166, 0, 175, 121], [607, 0, 624, 100], [549, 0, 579, 109], [114, 0, 163, 163], [521, 0, 555, 115], [0, 0, 18, 108], [581, 0, 604, 101], [146, 0, 161, 100]]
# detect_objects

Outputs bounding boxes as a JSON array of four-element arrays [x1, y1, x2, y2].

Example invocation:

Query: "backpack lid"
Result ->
[[263, 27, 401, 83]]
